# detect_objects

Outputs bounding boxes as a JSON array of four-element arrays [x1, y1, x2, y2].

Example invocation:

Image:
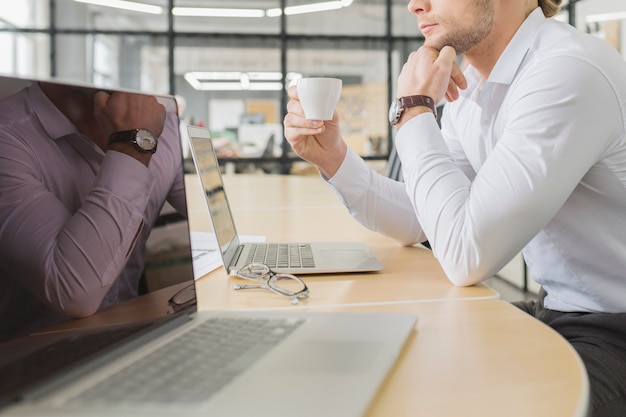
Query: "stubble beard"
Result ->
[[425, 0, 495, 54]]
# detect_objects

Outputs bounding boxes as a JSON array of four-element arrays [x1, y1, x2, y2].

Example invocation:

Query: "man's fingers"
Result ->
[[287, 84, 299, 99], [439, 46, 467, 91], [446, 79, 459, 102], [450, 62, 467, 91], [433, 46, 467, 102], [438, 45, 457, 63]]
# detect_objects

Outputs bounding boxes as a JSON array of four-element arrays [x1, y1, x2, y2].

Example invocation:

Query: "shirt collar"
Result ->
[[489, 7, 545, 84], [460, 7, 546, 99], [28, 82, 80, 141]]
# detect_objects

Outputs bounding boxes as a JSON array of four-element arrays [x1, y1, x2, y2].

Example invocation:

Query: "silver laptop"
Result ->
[[0, 75, 416, 417], [187, 124, 383, 275]]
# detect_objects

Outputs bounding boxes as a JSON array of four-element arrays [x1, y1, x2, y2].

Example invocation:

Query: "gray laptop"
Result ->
[[187, 124, 383, 275], [0, 75, 416, 417]]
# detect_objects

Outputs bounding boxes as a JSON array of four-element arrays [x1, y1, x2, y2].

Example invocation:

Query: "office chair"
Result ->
[[385, 145, 403, 182]]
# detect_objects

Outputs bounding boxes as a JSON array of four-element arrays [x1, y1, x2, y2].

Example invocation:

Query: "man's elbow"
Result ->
[[62, 303, 100, 318], [46, 292, 102, 318], [442, 265, 489, 287]]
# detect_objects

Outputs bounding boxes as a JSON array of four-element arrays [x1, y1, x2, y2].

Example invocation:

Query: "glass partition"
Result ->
[[0, 32, 49, 79], [54, 34, 169, 92], [391, 0, 422, 37], [0, 0, 48, 29], [174, 37, 284, 173], [288, 38, 389, 158], [0, 0, 617, 175], [575, 0, 626, 55], [55, 0, 169, 31], [286, 0, 386, 36]]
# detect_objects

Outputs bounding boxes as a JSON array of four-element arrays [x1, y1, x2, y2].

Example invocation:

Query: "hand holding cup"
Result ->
[[295, 77, 342, 120]]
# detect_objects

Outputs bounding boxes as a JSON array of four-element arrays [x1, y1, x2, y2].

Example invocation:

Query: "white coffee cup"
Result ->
[[296, 77, 342, 120]]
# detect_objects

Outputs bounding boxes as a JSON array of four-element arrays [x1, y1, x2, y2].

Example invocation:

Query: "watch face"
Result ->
[[134, 128, 157, 152], [389, 98, 402, 125]]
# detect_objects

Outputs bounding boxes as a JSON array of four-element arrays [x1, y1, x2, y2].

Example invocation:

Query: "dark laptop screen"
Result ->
[[0, 75, 196, 404], [187, 125, 241, 271]]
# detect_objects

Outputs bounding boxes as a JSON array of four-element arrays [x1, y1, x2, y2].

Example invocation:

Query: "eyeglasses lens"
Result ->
[[269, 274, 307, 295]]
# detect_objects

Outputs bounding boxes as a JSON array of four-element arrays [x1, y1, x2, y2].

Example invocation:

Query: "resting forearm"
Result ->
[[328, 148, 425, 246]]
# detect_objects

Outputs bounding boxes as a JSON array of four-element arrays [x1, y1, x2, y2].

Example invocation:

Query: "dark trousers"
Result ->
[[514, 290, 626, 417]]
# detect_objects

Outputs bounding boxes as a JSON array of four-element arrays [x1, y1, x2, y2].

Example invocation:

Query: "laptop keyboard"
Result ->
[[246, 243, 315, 269], [1, 323, 153, 401], [69, 316, 304, 405]]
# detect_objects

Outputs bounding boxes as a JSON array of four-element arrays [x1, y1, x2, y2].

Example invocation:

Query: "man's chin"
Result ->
[[423, 39, 445, 52]]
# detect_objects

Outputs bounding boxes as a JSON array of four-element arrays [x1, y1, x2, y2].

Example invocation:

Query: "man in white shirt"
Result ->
[[284, 0, 626, 414]]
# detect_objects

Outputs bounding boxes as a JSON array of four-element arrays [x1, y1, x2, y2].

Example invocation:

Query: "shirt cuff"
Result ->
[[394, 112, 449, 167], [96, 151, 155, 207], [327, 147, 372, 207]]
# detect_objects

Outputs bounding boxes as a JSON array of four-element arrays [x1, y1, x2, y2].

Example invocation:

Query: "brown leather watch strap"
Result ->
[[400, 95, 436, 115]]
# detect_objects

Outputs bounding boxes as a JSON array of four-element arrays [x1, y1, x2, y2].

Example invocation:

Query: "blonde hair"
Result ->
[[538, 0, 563, 18]]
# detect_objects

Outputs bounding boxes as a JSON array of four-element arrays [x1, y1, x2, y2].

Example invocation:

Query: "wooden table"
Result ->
[[308, 300, 589, 417], [188, 173, 590, 417], [186, 173, 499, 310], [38, 173, 588, 417]]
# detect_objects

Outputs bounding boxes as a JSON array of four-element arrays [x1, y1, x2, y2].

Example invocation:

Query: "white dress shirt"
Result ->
[[328, 8, 626, 313]]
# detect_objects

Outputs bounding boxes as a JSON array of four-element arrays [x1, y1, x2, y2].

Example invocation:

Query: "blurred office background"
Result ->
[[1, 0, 625, 298], [3, 0, 625, 175]]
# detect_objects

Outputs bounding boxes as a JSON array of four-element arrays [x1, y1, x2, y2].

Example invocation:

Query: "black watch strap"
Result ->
[[108, 129, 139, 145]]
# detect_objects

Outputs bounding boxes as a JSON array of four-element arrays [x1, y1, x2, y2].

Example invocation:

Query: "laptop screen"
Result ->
[[0, 75, 196, 403], [187, 125, 242, 272]]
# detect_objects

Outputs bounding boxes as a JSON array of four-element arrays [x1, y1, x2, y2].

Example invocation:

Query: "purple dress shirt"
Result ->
[[0, 82, 187, 341]]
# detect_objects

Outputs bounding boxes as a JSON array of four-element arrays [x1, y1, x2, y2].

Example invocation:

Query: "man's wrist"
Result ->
[[389, 95, 436, 127], [317, 143, 348, 180], [396, 106, 434, 128], [108, 142, 153, 167], [108, 128, 158, 153]]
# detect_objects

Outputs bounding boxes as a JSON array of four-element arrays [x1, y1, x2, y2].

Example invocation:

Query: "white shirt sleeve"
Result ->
[[327, 147, 426, 246], [395, 55, 620, 286]]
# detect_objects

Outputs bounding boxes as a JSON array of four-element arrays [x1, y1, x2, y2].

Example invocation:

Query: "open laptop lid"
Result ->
[[187, 124, 384, 275], [186, 125, 242, 273], [0, 74, 196, 405]]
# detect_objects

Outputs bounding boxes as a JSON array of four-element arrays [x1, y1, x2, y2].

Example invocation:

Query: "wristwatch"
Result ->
[[108, 128, 158, 153], [389, 95, 436, 125]]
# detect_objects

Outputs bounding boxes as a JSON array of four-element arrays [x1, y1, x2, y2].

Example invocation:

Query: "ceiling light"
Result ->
[[184, 71, 302, 91], [267, 0, 351, 16], [586, 10, 626, 23], [186, 82, 285, 92], [240, 73, 251, 89], [73, 0, 353, 17], [73, 0, 162, 14], [173, 7, 265, 18], [186, 72, 243, 80], [266, 8, 282, 17]]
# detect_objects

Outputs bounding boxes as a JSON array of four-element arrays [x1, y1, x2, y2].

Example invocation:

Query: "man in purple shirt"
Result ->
[[0, 80, 187, 341]]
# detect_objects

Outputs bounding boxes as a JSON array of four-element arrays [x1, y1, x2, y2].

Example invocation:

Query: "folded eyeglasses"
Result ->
[[231, 263, 310, 305]]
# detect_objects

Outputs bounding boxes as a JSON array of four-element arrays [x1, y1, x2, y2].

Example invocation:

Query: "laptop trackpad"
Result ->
[[320, 249, 368, 260], [272, 341, 383, 373]]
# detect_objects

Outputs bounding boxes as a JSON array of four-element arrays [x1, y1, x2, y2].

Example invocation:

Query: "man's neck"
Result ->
[[39, 83, 109, 151], [465, 5, 537, 79]]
